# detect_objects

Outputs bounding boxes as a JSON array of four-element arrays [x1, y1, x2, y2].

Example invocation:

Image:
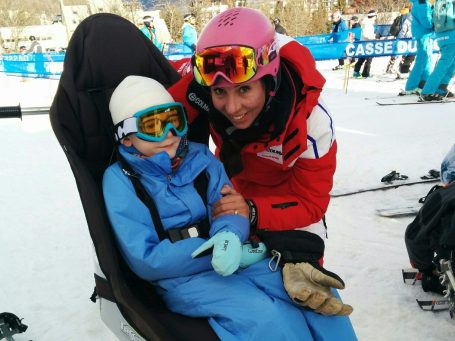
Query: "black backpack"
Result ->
[[405, 182, 455, 272], [389, 15, 402, 37], [49, 13, 216, 341]]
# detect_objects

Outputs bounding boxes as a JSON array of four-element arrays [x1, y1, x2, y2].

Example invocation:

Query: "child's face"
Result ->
[[122, 131, 181, 158]]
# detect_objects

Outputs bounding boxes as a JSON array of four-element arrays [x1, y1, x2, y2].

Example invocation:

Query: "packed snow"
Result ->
[[1, 56, 454, 340]]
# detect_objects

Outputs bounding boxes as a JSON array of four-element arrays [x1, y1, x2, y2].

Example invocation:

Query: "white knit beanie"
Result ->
[[109, 75, 174, 125]]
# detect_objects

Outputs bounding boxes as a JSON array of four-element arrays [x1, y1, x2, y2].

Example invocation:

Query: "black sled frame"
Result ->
[[49, 13, 215, 341]]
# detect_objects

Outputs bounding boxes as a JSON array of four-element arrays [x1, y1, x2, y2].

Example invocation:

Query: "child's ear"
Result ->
[[120, 136, 133, 147]]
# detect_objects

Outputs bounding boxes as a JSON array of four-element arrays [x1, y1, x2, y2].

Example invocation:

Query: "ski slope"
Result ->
[[1, 57, 454, 340]]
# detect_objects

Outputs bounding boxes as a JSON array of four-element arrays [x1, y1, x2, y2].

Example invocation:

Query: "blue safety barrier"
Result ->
[[162, 43, 193, 61], [0, 25, 439, 78], [300, 38, 424, 61], [1, 52, 65, 79]]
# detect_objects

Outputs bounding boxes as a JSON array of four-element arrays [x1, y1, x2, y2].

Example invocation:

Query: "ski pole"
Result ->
[[343, 63, 350, 94], [0, 105, 22, 120]]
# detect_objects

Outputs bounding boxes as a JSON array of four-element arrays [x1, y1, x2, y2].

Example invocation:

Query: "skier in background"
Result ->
[[419, 0, 455, 101], [182, 14, 198, 54], [385, 6, 415, 78], [140, 15, 162, 51], [330, 10, 348, 70], [400, 0, 434, 96], [353, 10, 377, 78], [26, 35, 45, 78], [273, 18, 287, 35]]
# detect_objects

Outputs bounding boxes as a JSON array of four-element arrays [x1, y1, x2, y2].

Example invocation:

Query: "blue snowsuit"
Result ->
[[421, 28, 455, 95], [103, 142, 357, 340], [182, 22, 197, 54], [406, 0, 434, 91]]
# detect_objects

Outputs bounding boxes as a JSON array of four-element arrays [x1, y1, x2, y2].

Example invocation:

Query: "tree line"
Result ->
[[1, 0, 407, 52]]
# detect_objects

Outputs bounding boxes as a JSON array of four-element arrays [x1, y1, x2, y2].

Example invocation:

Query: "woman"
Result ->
[[169, 7, 356, 339]]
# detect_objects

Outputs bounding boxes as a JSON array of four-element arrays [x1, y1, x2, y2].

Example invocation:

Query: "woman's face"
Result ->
[[210, 79, 266, 130]]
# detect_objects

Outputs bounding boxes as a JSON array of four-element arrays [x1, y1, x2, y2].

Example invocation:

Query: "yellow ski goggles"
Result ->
[[114, 103, 188, 142]]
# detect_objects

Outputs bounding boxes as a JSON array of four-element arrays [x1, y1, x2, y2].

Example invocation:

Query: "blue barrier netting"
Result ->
[[0, 25, 439, 78], [1, 52, 65, 78]]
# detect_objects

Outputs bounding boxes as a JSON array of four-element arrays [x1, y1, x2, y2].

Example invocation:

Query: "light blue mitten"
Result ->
[[192, 231, 242, 276], [239, 242, 268, 268]]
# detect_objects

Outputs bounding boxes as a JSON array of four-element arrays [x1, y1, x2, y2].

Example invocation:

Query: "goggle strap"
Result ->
[[114, 117, 137, 142]]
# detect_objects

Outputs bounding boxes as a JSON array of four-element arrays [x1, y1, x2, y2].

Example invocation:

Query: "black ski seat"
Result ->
[[49, 13, 216, 340]]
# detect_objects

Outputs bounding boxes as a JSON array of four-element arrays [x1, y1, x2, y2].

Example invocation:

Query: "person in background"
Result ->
[[26, 35, 45, 77], [273, 18, 287, 35], [386, 6, 415, 78], [182, 14, 198, 54], [26, 36, 42, 53], [140, 15, 162, 51], [19, 45, 28, 82], [419, 1, 455, 101], [330, 10, 348, 70], [350, 16, 360, 29], [169, 8, 357, 339], [348, 16, 361, 65], [400, 0, 434, 96], [353, 10, 377, 78]]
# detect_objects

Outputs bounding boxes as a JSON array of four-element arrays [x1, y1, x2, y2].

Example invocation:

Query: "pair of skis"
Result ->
[[367, 94, 455, 106], [331, 170, 440, 198], [402, 263, 455, 317]]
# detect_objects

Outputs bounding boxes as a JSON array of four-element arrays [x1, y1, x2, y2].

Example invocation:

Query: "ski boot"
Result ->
[[437, 84, 455, 98], [0, 312, 28, 341], [419, 94, 443, 102], [398, 88, 421, 96], [380, 170, 409, 183]]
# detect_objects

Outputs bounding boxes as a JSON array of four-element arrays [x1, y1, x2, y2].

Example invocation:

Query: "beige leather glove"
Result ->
[[283, 262, 353, 316]]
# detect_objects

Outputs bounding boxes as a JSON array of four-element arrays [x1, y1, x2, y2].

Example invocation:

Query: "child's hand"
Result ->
[[212, 184, 249, 219], [191, 231, 242, 276]]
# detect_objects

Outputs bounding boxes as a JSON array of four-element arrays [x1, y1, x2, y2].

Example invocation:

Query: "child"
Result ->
[[103, 75, 333, 340]]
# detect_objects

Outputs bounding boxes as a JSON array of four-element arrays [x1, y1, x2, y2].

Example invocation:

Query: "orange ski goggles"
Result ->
[[193, 44, 276, 86]]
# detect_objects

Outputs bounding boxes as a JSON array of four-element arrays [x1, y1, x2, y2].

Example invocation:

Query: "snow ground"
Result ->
[[0, 57, 454, 340]]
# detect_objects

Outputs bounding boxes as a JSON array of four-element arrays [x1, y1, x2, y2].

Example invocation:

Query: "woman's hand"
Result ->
[[212, 184, 249, 219]]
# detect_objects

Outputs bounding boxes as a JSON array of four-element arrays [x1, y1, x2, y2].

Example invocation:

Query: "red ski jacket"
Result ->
[[169, 37, 336, 239]]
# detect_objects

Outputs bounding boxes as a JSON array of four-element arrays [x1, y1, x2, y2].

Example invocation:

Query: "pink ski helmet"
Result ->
[[193, 7, 280, 87]]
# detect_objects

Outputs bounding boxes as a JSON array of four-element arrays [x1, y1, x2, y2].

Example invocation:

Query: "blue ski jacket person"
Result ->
[[405, 0, 434, 93], [420, 26, 455, 99], [104, 142, 357, 340], [182, 14, 197, 54], [104, 142, 249, 281], [331, 14, 348, 42]]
